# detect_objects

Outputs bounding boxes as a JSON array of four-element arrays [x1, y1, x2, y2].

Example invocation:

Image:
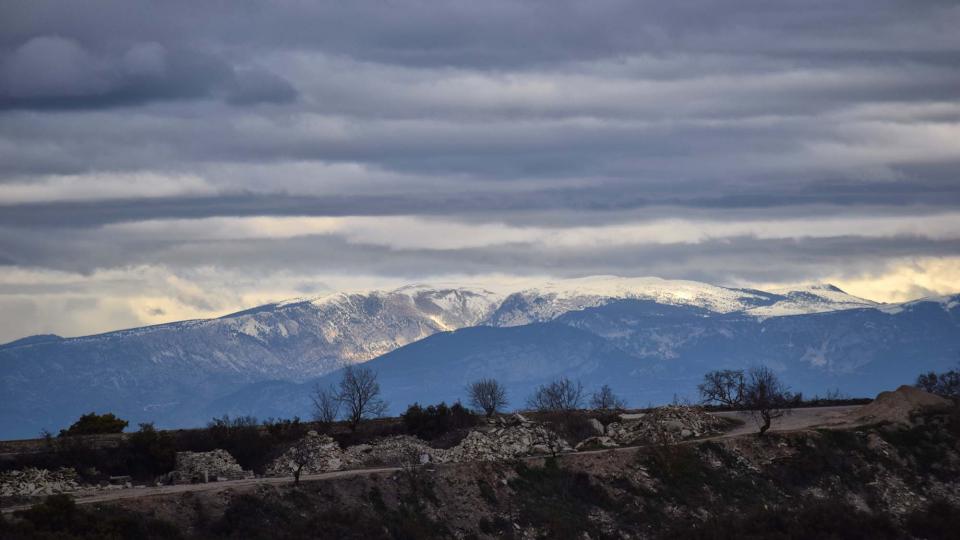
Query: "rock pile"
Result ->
[[169, 449, 253, 484], [605, 406, 726, 446], [0, 467, 80, 497], [265, 431, 346, 476], [848, 385, 951, 425], [442, 421, 572, 462], [265, 416, 575, 476], [345, 435, 439, 467]]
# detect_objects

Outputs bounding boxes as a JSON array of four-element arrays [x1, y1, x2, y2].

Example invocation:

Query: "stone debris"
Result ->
[[344, 435, 439, 467], [606, 406, 726, 445], [264, 407, 729, 478], [575, 436, 619, 451], [848, 385, 951, 425], [265, 431, 346, 476], [265, 418, 574, 477], [168, 449, 253, 484], [441, 423, 573, 462], [0, 467, 80, 497]]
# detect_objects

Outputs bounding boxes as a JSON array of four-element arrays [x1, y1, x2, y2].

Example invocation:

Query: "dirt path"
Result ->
[[1, 405, 863, 514]]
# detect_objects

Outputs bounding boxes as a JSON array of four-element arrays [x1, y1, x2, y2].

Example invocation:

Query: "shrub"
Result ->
[[905, 499, 960, 540], [124, 423, 177, 479], [8, 494, 181, 539], [402, 401, 477, 441], [206, 415, 274, 472], [510, 457, 612, 539], [59, 412, 128, 436]]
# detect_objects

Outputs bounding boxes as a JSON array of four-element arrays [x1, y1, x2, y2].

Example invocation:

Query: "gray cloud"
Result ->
[[0, 36, 296, 109], [0, 0, 958, 338]]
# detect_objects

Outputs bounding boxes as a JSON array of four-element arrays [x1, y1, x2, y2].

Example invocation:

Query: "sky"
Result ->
[[1, 0, 959, 342]]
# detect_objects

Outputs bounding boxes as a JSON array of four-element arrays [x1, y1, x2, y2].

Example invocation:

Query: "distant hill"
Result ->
[[1, 276, 953, 439]]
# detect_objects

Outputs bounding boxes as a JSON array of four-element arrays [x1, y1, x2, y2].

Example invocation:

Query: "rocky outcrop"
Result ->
[[0, 467, 80, 497], [169, 450, 253, 484]]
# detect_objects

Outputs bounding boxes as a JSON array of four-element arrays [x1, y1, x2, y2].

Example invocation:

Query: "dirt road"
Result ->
[[1, 404, 863, 514]]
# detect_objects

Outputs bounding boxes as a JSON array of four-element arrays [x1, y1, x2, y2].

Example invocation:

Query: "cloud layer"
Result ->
[[1, 0, 959, 341]]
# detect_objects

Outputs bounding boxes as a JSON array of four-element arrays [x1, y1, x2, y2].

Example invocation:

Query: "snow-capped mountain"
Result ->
[[210, 294, 960, 421], [488, 276, 876, 325], [0, 276, 934, 439]]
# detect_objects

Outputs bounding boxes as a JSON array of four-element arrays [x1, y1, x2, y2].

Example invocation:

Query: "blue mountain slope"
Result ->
[[1, 285, 956, 439], [212, 296, 960, 422], [557, 297, 960, 397], [206, 323, 660, 420]]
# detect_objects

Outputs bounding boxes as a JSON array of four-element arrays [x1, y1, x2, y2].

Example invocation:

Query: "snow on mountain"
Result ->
[[0, 275, 931, 439], [745, 283, 877, 318], [486, 276, 877, 326]]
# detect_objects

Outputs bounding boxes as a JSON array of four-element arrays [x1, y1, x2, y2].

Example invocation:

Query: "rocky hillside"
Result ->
[[5, 401, 959, 539]]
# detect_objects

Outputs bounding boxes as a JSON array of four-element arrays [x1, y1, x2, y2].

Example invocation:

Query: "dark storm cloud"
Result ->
[[4, 176, 960, 229], [0, 0, 958, 320], [2, 1, 957, 67], [2, 218, 958, 286], [0, 36, 296, 110]]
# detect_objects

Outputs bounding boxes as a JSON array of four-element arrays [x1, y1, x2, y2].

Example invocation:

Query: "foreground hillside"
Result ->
[[2, 276, 957, 438], [3, 400, 958, 539]]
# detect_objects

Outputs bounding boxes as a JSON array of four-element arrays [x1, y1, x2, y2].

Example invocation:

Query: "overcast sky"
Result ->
[[1, 0, 959, 341]]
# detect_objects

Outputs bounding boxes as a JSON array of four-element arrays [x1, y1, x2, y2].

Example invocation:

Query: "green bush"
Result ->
[[59, 412, 128, 437]]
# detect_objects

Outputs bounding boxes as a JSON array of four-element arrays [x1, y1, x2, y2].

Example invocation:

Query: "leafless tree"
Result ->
[[337, 365, 388, 431], [916, 366, 960, 398], [698, 369, 746, 407], [526, 377, 584, 412], [289, 438, 313, 485], [743, 366, 792, 436], [311, 384, 341, 427], [589, 384, 626, 410], [467, 378, 508, 417]]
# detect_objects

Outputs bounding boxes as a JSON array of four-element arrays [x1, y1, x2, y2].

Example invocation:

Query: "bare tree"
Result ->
[[337, 365, 388, 431], [526, 377, 584, 412], [589, 384, 626, 411], [311, 384, 341, 427], [742, 366, 791, 436], [289, 438, 313, 486], [698, 369, 746, 407], [916, 366, 960, 398], [467, 378, 508, 417]]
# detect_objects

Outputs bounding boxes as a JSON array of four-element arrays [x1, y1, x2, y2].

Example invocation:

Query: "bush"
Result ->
[[905, 499, 960, 540], [206, 415, 274, 473], [124, 423, 177, 479], [510, 457, 612, 539], [402, 402, 477, 441], [7, 494, 181, 539], [59, 412, 128, 437], [671, 499, 900, 539]]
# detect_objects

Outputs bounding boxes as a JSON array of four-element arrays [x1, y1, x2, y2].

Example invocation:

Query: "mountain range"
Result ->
[[1, 276, 957, 439]]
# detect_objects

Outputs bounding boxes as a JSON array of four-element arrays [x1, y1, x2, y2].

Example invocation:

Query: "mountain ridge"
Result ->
[[0, 276, 954, 439]]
